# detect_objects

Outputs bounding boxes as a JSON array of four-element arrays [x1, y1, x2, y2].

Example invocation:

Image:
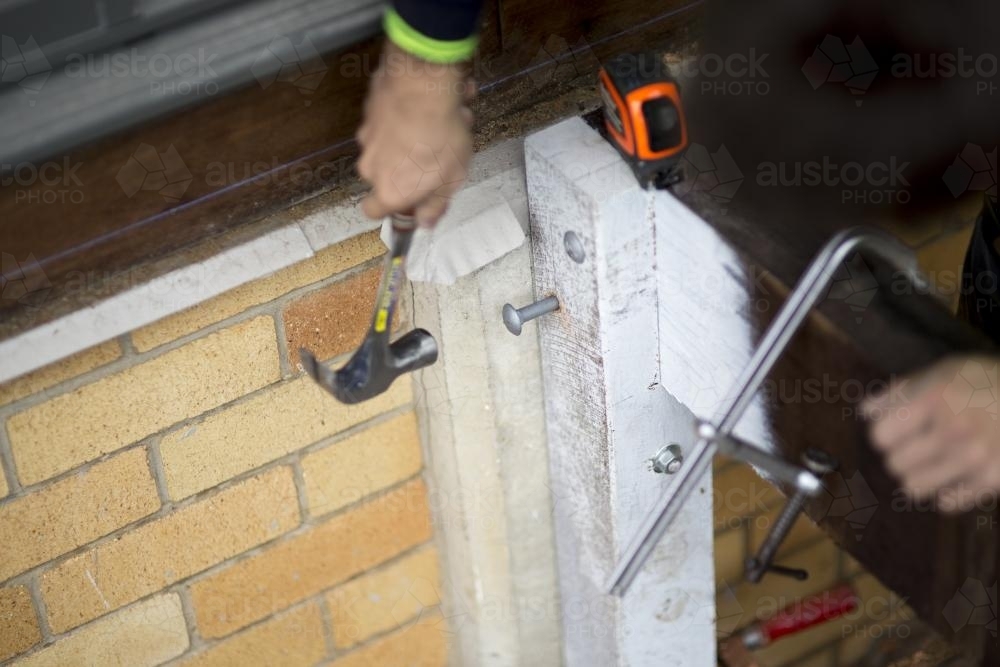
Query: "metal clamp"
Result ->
[[607, 227, 928, 596], [745, 448, 839, 583]]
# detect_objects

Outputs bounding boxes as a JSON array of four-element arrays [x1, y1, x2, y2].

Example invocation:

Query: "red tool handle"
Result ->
[[759, 584, 859, 644]]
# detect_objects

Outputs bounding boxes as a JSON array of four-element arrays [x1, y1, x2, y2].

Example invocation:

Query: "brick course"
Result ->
[[177, 602, 327, 667], [326, 615, 447, 667], [190, 478, 432, 639], [41, 466, 299, 633], [7, 317, 279, 485], [0, 586, 41, 661], [282, 265, 383, 369], [159, 376, 411, 501], [302, 411, 423, 516], [0, 340, 121, 407], [15, 594, 188, 667], [0, 447, 160, 582], [326, 545, 441, 649], [0, 231, 442, 665], [132, 232, 384, 352]]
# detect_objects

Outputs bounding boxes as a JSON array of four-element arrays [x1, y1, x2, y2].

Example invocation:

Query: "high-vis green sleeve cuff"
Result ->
[[384, 8, 478, 63]]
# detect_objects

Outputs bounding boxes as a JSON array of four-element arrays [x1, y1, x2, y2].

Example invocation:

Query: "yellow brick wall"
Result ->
[[713, 456, 914, 667], [0, 231, 448, 666]]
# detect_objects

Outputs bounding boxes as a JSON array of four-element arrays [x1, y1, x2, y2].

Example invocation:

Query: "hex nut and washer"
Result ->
[[502, 296, 560, 335], [564, 231, 586, 263], [648, 444, 684, 474]]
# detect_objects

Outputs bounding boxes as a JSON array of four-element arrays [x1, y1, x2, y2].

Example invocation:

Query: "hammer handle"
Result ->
[[391, 211, 417, 232], [371, 214, 416, 335]]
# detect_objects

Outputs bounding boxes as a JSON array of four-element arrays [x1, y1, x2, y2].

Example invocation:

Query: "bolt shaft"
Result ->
[[517, 296, 559, 322], [746, 492, 808, 583], [746, 449, 837, 583]]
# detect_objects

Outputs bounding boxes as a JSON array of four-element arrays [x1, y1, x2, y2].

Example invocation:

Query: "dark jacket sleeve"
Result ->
[[391, 0, 483, 42], [384, 0, 483, 62]]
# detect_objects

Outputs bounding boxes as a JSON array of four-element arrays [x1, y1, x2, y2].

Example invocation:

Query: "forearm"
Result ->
[[357, 0, 480, 227], [385, 0, 484, 63]]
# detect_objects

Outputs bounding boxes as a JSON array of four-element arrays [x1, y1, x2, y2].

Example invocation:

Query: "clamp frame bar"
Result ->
[[607, 226, 927, 596]]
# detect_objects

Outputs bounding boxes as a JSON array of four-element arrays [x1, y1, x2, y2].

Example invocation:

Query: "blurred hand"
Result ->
[[863, 355, 1000, 513], [357, 40, 474, 228]]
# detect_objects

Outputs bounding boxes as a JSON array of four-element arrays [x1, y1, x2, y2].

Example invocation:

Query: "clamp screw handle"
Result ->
[[745, 448, 839, 584]]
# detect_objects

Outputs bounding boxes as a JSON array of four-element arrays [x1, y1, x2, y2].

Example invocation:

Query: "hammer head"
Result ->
[[300, 328, 438, 404]]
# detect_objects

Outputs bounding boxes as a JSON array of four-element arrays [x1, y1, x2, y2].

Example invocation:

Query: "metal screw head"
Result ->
[[502, 303, 523, 335], [502, 296, 559, 336], [648, 444, 683, 474], [802, 448, 838, 476], [564, 231, 585, 263]]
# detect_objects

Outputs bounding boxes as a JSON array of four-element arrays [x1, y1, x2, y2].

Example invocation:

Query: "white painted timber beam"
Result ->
[[525, 116, 718, 666]]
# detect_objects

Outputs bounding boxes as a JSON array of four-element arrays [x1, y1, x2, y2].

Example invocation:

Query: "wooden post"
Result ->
[[526, 117, 717, 665]]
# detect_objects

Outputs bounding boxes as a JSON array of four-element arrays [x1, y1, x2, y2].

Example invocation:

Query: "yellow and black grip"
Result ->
[[372, 213, 416, 335]]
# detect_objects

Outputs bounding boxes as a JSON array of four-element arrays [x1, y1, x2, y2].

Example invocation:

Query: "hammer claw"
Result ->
[[299, 348, 336, 390], [301, 214, 438, 404]]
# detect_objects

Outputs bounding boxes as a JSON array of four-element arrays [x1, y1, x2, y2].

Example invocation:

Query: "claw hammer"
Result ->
[[301, 213, 438, 404]]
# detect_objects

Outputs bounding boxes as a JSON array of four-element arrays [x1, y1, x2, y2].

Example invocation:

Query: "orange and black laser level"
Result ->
[[598, 52, 688, 189]]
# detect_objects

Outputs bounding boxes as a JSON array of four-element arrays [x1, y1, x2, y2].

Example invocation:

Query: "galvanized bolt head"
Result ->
[[649, 444, 683, 474], [564, 231, 586, 263], [502, 296, 559, 336], [502, 303, 524, 336]]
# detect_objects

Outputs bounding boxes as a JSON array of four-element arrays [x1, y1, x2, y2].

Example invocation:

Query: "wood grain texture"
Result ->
[[527, 116, 716, 666], [526, 126, 619, 667]]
